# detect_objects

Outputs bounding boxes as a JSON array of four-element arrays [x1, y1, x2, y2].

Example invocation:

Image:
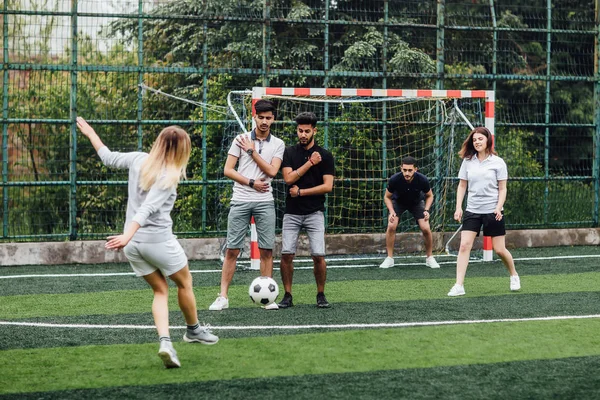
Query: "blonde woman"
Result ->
[[448, 126, 520, 297], [77, 117, 218, 369]]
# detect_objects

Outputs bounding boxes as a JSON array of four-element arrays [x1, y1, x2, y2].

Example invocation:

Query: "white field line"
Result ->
[[1, 314, 599, 331], [1, 254, 599, 280]]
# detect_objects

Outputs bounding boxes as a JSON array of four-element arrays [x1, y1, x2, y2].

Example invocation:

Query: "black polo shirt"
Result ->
[[282, 143, 335, 215], [387, 171, 431, 206]]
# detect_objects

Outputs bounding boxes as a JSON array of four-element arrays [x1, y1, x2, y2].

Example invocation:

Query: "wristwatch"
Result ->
[[247, 149, 254, 156], [249, 179, 255, 188]]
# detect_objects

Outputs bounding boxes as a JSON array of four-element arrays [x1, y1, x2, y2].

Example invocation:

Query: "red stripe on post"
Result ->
[[265, 87, 282, 95], [483, 236, 493, 251], [446, 90, 462, 98], [387, 89, 403, 96], [295, 88, 311, 96], [357, 89, 373, 96], [416, 90, 433, 97], [485, 102, 495, 118], [250, 216, 259, 259], [471, 90, 486, 98], [325, 88, 342, 96], [250, 241, 259, 259]]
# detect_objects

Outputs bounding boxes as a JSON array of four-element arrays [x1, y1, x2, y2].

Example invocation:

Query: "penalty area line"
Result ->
[[1, 314, 599, 331]]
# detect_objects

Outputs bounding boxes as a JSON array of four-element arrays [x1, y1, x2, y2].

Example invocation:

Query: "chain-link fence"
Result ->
[[1, 0, 598, 241]]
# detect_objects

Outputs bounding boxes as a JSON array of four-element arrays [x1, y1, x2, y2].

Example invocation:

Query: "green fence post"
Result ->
[[489, 0, 497, 98], [69, 0, 79, 240], [262, 0, 271, 86], [381, 0, 388, 197], [543, 0, 552, 226], [594, 0, 600, 226], [137, 0, 144, 151], [434, 0, 445, 225], [1, 0, 9, 238], [202, 22, 209, 233], [323, 0, 330, 226]]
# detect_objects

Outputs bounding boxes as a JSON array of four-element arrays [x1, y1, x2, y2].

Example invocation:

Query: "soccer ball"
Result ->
[[249, 276, 279, 305]]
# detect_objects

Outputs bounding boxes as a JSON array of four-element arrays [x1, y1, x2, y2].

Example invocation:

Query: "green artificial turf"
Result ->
[[2, 272, 599, 319], [1, 318, 600, 395], [1, 246, 599, 399], [4, 355, 600, 400]]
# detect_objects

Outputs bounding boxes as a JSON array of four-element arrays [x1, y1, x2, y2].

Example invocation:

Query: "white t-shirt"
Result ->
[[228, 130, 285, 202], [458, 154, 508, 214]]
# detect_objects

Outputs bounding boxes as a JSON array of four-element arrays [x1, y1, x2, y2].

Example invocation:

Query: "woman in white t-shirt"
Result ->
[[448, 127, 520, 297]]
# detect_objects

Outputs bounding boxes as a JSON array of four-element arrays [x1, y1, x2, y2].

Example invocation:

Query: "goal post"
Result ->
[[228, 87, 496, 261]]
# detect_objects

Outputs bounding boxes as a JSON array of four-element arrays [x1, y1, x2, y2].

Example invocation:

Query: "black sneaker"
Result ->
[[316, 293, 331, 308], [278, 292, 294, 308]]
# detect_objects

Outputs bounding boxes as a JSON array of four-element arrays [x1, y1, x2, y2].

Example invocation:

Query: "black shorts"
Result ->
[[392, 200, 425, 224], [462, 211, 506, 237]]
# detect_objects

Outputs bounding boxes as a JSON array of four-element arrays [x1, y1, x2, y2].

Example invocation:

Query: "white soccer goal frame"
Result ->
[[251, 87, 496, 262]]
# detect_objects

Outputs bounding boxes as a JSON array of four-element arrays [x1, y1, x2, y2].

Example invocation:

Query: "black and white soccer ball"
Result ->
[[248, 276, 279, 305]]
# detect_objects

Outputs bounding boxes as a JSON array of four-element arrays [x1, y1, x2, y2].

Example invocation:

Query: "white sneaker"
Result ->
[[510, 275, 521, 291], [262, 302, 279, 310], [425, 256, 440, 269], [158, 341, 181, 369], [379, 257, 394, 268], [209, 295, 229, 311], [183, 325, 219, 345], [447, 284, 466, 297]]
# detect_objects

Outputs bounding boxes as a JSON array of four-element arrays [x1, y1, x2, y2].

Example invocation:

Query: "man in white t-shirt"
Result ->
[[210, 99, 285, 311]]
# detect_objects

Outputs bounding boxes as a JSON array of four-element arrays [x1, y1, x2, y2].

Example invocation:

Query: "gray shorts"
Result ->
[[281, 211, 326, 256], [123, 238, 188, 277], [227, 201, 276, 250]]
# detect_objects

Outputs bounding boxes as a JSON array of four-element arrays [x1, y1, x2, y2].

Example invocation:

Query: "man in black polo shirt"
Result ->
[[278, 112, 335, 308], [379, 156, 440, 269]]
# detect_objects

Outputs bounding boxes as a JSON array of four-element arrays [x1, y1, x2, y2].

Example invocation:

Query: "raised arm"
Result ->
[[77, 116, 145, 169], [76, 117, 105, 152]]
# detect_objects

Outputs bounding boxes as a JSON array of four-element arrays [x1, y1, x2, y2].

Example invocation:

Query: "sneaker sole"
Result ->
[[317, 303, 331, 308], [158, 350, 181, 368], [208, 304, 229, 311], [278, 303, 293, 308], [183, 334, 219, 345]]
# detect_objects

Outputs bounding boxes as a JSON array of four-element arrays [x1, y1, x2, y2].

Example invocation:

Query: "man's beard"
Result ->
[[299, 137, 313, 147]]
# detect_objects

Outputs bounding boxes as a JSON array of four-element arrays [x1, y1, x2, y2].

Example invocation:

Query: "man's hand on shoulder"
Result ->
[[235, 134, 255, 153]]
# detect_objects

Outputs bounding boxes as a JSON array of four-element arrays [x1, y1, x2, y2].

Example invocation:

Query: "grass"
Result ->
[[3, 319, 600, 394], [0, 246, 599, 398]]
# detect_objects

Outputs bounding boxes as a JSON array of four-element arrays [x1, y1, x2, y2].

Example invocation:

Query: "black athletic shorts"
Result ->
[[461, 210, 506, 237], [392, 200, 425, 224]]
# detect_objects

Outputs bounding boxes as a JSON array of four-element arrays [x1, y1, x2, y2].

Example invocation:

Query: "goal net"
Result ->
[[217, 88, 494, 259]]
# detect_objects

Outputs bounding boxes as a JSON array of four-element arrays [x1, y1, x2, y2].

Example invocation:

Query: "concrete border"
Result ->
[[1, 228, 598, 267]]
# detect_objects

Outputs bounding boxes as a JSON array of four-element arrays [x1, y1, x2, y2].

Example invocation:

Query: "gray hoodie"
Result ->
[[98, 146, 177, 243]]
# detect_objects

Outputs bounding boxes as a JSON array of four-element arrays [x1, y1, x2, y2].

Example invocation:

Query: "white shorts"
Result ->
[[123, 238, 188, 277]]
